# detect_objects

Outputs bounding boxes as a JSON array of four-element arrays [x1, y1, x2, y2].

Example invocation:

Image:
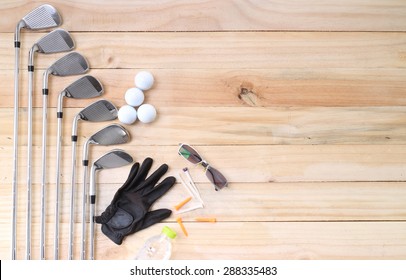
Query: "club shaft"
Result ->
[[26, 65, 34, 260], [81, 164, 89, 260], [89, 166, 97, 260], [89, 203, 95, 260], [68, 139, 77, 260], [54, 116, 63, 260], [12, 44, 19, 260], [40, 93, 48, 260]]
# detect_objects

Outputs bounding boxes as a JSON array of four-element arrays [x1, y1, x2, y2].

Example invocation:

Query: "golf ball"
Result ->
[[118, 105, 137, 125], [135, 71, 154, 90], [125, 88, 144, 107], [137, 104, 157, 123]]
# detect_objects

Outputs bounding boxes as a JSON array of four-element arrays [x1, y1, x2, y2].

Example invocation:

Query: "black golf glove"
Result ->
[[95, 157, 176, 245]]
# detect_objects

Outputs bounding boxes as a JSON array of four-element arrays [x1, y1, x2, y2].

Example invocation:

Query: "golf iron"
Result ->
[[12, 4, 61, 260], [40, 52, 89, 260], [89, 150, 133, 260], [68, 99, 118, 260], [26, 28, 74, 260], [54, 75, 104, 260], [81, 124, 131, 259]]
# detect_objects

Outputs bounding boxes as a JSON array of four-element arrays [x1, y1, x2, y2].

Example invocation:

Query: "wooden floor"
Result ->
[[1, 0, 406, 260]]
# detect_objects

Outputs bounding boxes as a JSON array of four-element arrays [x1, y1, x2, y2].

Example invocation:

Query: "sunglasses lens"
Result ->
[[206, 166, 228, 191], [179, 144, 202, 164]]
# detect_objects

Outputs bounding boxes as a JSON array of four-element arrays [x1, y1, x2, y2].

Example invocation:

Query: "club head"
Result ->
[[48, 52, 89, 77], [63, 75, 104, 99], [93, 149, 133, 171], [34, 29, 74, 54], [20, 4, 62, 30], [89, 124, 130, 146], [78, 100, 118, 122], [89, 149, 133, 195]]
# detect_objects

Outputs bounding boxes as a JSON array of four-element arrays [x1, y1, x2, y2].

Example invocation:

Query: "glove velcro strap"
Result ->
[[101, 224, 125, 245], [112, 232, 125, 245], [95, 204, 118, 224]]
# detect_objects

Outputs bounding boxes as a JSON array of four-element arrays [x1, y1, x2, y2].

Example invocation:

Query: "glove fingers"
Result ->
[[119, 162, 140, 192], [138, 209, 172, 232], [128, 157, 153, 191], [137, 163, 169, 192], [145, 176, 176, 205]]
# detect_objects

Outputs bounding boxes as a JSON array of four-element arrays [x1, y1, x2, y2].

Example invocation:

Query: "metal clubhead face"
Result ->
[[34, 29, 74, 54], [48, 52, 89, 77], [21, 4, 62, 30], [78, 100, 118, 122], [89, 149, 133, 195], [93, 150, 133, 171], [64, 76, 104, 99], [89, 124, 130, 146]]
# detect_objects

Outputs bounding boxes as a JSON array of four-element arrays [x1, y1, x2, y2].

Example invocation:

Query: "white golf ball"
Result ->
[[137, 104, 157, 123], [118, 105, 137, 125], [134, 71, 154, 90], [125, 88, 144, 107]]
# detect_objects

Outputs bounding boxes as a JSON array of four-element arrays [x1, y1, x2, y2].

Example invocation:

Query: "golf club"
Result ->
[[81, 124, 131, 259], [54, 75, 103, 260], [40, 52, 89, 260], [12, 4, 61, 260], [68, 99, 118, 260], [26, 28, 74, 260], [89, 150, 133, 260]]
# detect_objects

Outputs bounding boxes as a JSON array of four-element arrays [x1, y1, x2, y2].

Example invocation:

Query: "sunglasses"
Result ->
[[178, 143, 228, 191]]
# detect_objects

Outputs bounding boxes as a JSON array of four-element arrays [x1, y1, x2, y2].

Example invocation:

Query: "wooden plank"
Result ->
[[1, 106, 406, 146], [1, 0, 406, 32], [1, 32, 406, 70], [123, 222, 406, 260], [2, 68, 406, 108], [2, 182, 405, 223], [2, 221, 406, 259], [157, 183, 406, 222], [1, 145, 406, 184]]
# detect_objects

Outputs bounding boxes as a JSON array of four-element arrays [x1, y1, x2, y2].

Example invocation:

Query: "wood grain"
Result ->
[[1, 145, 406, 184], [2, 222, 406, 260], [1, 0, 406, 32], [2, 69, 406, 108], [2, 182, 405, 223], [1, 107, 406, 146], [1, 32, 406, 70]]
